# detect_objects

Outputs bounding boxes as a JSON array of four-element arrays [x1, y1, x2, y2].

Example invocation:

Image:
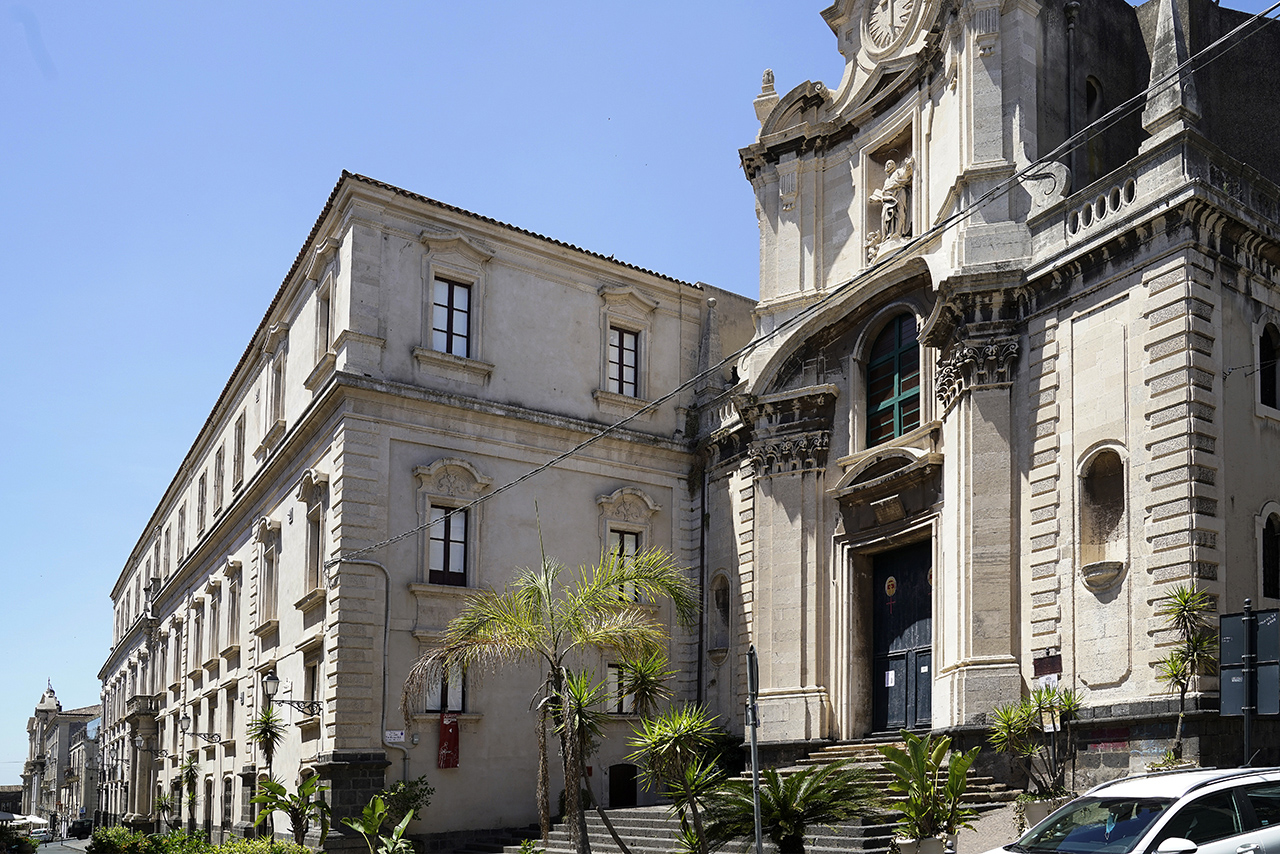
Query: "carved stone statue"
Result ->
[[870, 156, 914, 243]]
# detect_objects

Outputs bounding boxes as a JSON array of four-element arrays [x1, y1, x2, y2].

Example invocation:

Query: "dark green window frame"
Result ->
[[866, 314, 921, 447]]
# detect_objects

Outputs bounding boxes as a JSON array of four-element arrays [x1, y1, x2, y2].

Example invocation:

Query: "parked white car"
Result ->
[[985, 768, 1280, 854], [28, 829, 52, 843]]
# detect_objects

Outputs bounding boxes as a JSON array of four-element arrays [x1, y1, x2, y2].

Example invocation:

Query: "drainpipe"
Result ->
[[332, 559, 411, 784], [1065, 1, 1082, 182], [696, 462, 708, 706]]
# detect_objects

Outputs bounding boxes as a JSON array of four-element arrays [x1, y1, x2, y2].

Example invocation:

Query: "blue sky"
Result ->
[[0, 0, 841, 783], [2, 0, 1275, 785]]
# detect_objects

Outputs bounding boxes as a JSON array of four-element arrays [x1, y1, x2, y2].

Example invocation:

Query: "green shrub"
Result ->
[[216, 835, 312, 854]]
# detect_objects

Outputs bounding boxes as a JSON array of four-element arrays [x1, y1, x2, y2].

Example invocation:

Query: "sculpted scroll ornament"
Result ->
[[935, 340, 1019, 407], [597, 488, 661, 523]]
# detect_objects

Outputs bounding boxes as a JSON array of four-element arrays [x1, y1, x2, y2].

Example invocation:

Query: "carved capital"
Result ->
[[749, 430, 831, 476], [936, 339, 1019, 407]]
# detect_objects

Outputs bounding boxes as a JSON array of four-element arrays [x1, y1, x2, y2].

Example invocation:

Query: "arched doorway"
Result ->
[[608, 764, 637, 808]]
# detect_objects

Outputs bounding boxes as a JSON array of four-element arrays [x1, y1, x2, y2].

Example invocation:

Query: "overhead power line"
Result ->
[[328, 0, 1280, 570]]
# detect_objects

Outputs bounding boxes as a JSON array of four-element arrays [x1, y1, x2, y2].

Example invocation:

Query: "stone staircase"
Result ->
[[490, 739, 1019, 854]]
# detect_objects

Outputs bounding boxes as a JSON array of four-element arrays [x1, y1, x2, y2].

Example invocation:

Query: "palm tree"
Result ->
[[401, 545, 699, 852], [1155, 584, 1219, 758], [617, 651, 675, 719], [702, 761, 883, 854], [246, 703, 286, 775], [178, 755, 199, 833], [251, 775, 332, 846], [626, 705, 722, 854]]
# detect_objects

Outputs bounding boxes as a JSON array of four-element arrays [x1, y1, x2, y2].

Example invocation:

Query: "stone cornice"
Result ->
[[749, 430, 832, 476]]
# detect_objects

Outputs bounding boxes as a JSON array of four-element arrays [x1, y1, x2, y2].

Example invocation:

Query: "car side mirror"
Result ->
[[1156, 838, 1198, 854]]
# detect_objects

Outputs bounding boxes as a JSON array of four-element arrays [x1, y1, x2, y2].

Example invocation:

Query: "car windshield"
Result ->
[[1011, 797, 1175, 854]]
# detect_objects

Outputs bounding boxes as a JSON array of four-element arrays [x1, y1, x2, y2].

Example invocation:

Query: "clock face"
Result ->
[[866, 0, 915, 50]]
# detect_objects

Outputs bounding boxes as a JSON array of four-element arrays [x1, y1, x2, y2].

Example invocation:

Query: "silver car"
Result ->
[[987, 768, 1280, 854]]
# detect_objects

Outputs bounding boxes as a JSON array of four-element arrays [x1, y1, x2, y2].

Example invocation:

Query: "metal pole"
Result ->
[[747, 645, 764, 854], [1244, 599, 1256, 766]]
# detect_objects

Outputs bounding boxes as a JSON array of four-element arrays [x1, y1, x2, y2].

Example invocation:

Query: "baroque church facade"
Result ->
[[698, 0, 1280, 776]]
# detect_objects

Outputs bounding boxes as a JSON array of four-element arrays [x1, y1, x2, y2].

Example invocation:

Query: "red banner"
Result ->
[[438, 713, 459, 768]]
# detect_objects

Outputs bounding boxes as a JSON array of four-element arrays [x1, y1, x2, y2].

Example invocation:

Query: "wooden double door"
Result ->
[[871, 541, 933, 731]]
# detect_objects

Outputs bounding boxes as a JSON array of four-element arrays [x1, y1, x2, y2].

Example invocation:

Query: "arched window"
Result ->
[[1264, 514, 1280, 599], [867, 314, 921, 447], [1261, 324, 1279, 409]]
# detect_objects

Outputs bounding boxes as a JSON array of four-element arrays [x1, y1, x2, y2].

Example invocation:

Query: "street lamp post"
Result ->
[[179, 714, 222, 744], [261, 671, 322, 717]]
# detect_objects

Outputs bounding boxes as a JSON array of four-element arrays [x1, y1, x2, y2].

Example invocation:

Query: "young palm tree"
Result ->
[[617, 650, 676, 719], [702, 761, 883, 854], [1155, 584, 1219, 758], [178, 756, 200, 833], [401, 545, 699, 852], [626, 704, 721, 853], [251, 775, 332, 846], [246, 703, 286, 774]]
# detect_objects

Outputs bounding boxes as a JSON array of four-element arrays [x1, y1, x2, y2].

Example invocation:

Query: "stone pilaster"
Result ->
[[748, 427, 833, 743], [934, 337, 1023, 725]]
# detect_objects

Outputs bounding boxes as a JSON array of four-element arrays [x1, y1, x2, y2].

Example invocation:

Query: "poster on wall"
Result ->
[[438, 713, 460, 768]]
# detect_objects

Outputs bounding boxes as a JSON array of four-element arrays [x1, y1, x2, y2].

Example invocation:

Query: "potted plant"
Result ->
[[989, 686, 1081, 832], [879, 730, 981, 854]]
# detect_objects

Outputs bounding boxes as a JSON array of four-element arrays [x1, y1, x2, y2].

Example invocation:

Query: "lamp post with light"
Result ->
[[261, 671, 323, 717]]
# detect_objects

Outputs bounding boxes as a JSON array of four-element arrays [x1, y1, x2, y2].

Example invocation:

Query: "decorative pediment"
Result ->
[[597, 488, 661, 524], [419, 228, 495, 265], [294, 468, 329, 504], [831, 448, 943, 503], [304, 236, 342, 282], [758, 81, 831, 139], [253, 517, 281, 544], [599, 283, 659, 318], [263, 322, 289, 354], [414, 458, 493, 499]]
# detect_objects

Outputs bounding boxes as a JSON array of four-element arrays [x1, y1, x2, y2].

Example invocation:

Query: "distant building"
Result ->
[[0, 786, 22, 816], [21, 686, 101, 835], [97, 173, 754, 846]]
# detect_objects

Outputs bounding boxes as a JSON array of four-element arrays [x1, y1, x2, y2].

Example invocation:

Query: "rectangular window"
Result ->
[[233, 413, 246, 488], [428, 507, 467, 586], [193, 610, 203, 666], [172, 633, 181, 684], [608, 327, 639, 397], [176, 504, 187, 562], [317, 279, 333, 358], [225, 687, 236, 739], [261, 548, 278, 622], [208, 597, 219, 659], [306, 507, 324, 592], [432, 278, 471, 358], [227, 576, 240, 645], [424, 667, 464, 713], [222, 778, 233, 827], [605, 664, 635, 715], [609, 529, 641, 600], [164, 527, 171, 578], [270, 354, 286, 423], [197, 473, 207, 536], [213, 446, 225, 515]]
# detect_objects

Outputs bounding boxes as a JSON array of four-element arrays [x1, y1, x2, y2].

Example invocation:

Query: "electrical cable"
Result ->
[[327, 0, 1280, 570]]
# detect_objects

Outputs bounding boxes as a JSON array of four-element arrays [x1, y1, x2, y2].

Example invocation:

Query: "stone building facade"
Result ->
[[21, 686, 101, 836], [696, 0, 1280, 784], [96, 173, 755, 843]]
